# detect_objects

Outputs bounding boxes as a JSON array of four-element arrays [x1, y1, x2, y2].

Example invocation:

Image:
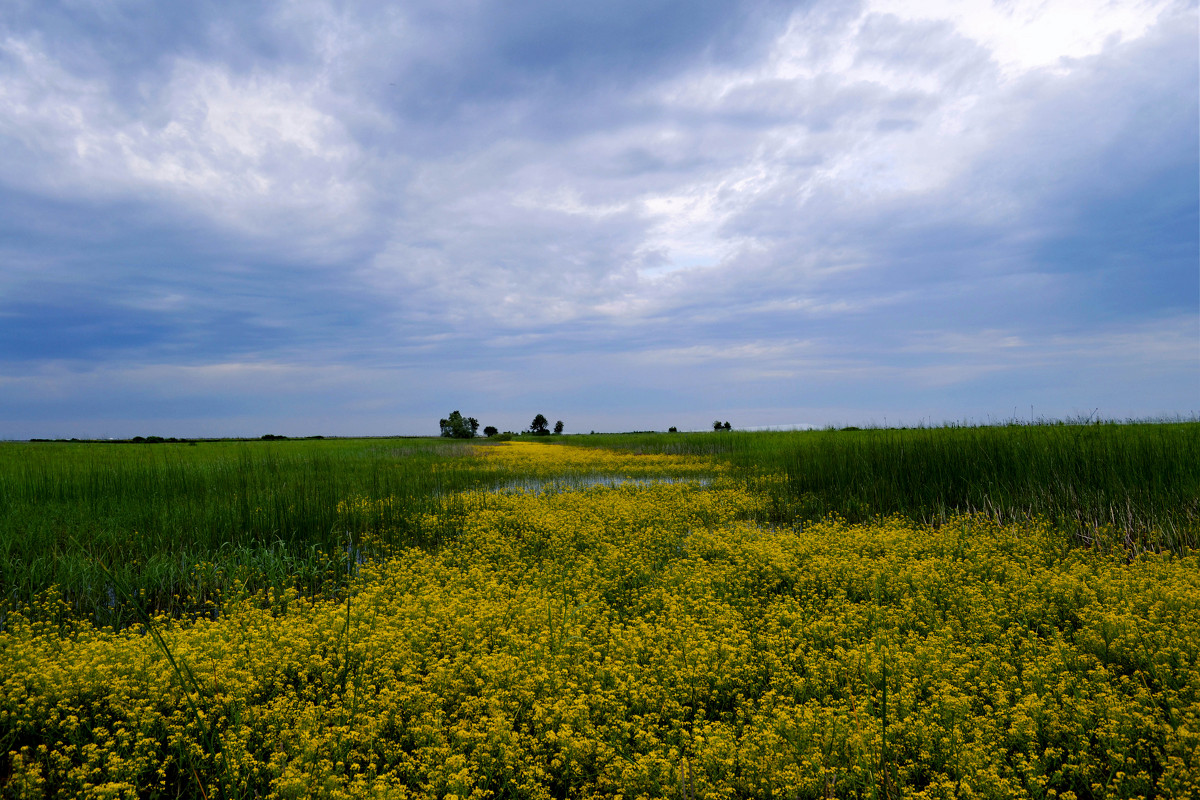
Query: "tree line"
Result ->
[[439, 411, 564, 439], [441, 411, 733, 438]]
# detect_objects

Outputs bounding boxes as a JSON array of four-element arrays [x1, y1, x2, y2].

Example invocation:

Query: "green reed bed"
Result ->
[[0, 438, 502, 626], [572, 422, 1200, 552]]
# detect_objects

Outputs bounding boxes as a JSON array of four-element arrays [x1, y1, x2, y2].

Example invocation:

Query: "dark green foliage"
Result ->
[[568, 422, 1200, 552], [439, 410, 476, 439], [530, 414, 550, 435], [0, 438, 501, 624]]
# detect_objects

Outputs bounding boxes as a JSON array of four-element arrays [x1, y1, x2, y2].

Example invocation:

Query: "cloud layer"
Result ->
[[1, 0, 1196, 437]]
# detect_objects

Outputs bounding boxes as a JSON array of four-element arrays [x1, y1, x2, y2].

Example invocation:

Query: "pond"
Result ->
[[490, 473, 711, 494]]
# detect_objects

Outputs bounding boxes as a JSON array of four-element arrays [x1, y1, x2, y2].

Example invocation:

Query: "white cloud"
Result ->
[[0, 37, 367, 244], [866, 0, 1181, 76], [0, 0, 1193, 435]]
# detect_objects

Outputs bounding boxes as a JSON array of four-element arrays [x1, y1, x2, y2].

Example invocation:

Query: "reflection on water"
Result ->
[[491, 474, 710, 494]]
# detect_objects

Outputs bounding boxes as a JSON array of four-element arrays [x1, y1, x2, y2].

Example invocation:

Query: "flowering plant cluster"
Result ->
[[2, 443, 1197, 798]]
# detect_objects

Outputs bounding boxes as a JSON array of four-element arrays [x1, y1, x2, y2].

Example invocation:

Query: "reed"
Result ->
[[2, 439, 1198, 797], [4, 421, 1196, 624], [571, 421, 1200, 551], [0, 438, 497, 622]]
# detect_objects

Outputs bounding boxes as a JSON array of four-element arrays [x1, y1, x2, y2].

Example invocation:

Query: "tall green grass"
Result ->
[[571, 422, 1200, 552], [5, 423, 1197, 626], [0, 438, 496, 625]]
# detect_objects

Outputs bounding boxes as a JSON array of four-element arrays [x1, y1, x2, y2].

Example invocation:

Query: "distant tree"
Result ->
[[723, 421, 732, 431], [713, 420, 724, 431], [554, 420, 564, 435], [530, 414, 550, 435], [668, 426, 677, 433], [468, 417, 480, 436], [483, 426, 498, 437], [440, 410, 475, 439]]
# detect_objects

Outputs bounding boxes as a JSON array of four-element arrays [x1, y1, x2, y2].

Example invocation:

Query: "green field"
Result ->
[[571, 422, 1200, 551], [0, 438, 497, 626], [1, 425, 1198, 798], [1, 422, 1197, 626]]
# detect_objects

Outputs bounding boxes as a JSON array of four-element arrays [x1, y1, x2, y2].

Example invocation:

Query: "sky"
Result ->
[[1, 0, 1196, 438]]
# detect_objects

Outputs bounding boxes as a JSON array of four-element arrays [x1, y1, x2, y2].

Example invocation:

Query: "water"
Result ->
[[491, 474, 710, 494]]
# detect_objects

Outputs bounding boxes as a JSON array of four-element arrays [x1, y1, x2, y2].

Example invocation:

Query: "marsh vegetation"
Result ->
[[1, 424, 1197, 798]]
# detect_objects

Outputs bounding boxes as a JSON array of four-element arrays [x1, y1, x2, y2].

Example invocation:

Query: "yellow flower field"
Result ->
[[2, 443, 1198, 798]]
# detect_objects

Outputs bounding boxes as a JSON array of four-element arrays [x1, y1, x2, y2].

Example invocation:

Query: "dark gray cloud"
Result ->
[[0, 0, 1194, 437], [714, 10, 1197, 330]]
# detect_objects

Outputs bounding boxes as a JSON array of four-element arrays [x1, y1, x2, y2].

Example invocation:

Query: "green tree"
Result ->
[[440, 410, 475, 439], [483, 426, 498, 437], [530, 414, 550, 435], [554, 420, 564, 435]]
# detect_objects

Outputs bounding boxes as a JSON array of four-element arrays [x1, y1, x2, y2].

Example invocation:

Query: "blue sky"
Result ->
[[1, 0, 1196, 438]]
